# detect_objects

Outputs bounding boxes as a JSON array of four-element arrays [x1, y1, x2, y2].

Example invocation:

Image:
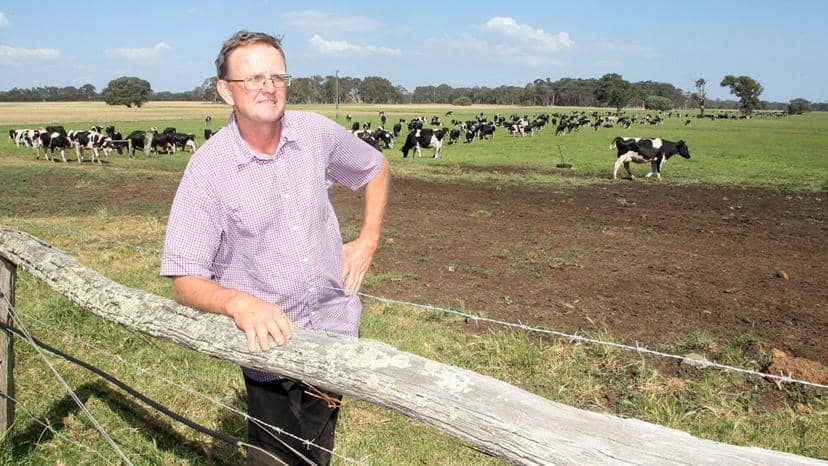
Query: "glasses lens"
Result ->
[[242, 75, 290, 90]]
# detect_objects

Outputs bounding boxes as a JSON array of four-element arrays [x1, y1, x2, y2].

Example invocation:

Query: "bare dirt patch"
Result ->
[[332, 178, 827, 365]]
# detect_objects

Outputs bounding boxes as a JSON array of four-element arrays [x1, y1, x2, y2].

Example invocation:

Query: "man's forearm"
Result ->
[[358, 157, 390, 244], [172, 275, 248, 318]]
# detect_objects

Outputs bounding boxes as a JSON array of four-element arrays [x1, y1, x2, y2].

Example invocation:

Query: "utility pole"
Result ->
[[335, 70, 340, 121]]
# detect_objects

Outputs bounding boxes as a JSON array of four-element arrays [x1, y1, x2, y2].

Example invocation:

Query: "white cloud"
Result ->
[[105, 42, 171, 61], [0, 11, 9, 29], [423, 18, 573, 69], [483, 17, 574, 51], [309, 35, 400, 57], [0, 45, 61, 64], [427, 29, 568, 68], [283, 10, 381, 32]]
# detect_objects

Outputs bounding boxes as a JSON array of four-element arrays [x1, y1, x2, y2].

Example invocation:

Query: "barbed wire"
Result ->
[[2, 292, 367, 466], [0, 390, 116, 465], [6, 218, 827, 389], [2, 295, 134, 465]]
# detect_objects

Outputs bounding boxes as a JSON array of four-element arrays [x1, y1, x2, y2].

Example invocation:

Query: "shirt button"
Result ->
[[302, 257, 309, 263], [308, 286, 315, 292], [293, 225, 300, 232]]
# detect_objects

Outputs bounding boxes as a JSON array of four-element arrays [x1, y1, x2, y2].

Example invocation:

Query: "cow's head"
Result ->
[[676, 140, 691, 159]]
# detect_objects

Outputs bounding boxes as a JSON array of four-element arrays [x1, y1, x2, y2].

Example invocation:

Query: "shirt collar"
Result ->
[[229, 112, 300, 166]]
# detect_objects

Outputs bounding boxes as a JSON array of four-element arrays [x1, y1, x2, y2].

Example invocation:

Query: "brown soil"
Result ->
[[332, 177, 827, 365]]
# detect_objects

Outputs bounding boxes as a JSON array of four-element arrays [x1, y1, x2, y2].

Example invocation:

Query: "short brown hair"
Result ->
[[215, 31, 285, 80]]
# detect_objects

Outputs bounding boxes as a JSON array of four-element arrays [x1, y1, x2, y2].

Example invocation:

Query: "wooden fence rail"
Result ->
[[0, 227, 823, 465]]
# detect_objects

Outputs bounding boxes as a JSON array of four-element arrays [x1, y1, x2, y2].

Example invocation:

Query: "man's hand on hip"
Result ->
[[341, 237, 378, 296], [227, 293, 294, 352]]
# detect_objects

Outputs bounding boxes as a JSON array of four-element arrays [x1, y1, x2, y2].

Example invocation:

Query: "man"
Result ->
[[161, 31, 389, 465]]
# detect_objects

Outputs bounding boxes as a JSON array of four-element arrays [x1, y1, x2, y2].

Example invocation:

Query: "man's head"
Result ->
[[216, 31, 288, 128]]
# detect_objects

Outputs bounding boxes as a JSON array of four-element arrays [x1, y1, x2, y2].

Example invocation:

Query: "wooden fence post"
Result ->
[[0, 256, 16, 442]]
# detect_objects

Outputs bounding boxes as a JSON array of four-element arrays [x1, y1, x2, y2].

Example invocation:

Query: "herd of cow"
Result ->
[[345, 110, 691, 178], [8, 126, 198, 163], [9, 110, 693, 179]]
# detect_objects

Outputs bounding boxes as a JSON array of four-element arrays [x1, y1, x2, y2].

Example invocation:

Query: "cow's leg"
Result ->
[[416, 144, 422, 158], [613, 155, 629, 179], [76, 146, 83, 163], [646, 160, 656, 178], [59, 149, 67, 163], [624, 161, 635, 179]]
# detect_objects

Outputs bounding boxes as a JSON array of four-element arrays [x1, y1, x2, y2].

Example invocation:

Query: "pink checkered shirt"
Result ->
[[161, 111, 384, 381]]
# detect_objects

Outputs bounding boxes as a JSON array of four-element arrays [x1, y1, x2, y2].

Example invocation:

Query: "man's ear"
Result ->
[[217, 80, 235, 106]]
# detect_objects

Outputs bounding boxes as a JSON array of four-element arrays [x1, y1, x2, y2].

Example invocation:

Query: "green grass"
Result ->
[[0, 102, 826, 464]]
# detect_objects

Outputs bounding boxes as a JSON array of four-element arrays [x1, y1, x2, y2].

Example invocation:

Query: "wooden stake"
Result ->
[[0, 256, 16, 442]]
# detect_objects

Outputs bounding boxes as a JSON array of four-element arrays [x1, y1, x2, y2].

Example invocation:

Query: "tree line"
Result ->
[[1, 74, 822, 114]]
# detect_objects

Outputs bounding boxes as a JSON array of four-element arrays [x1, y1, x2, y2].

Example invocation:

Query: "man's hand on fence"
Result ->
[[227, 293, 293, 352]]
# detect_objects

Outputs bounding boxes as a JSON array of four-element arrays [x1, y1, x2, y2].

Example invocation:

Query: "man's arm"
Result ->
[[341, 156, 390, 295], [172, 275, 293, 352]]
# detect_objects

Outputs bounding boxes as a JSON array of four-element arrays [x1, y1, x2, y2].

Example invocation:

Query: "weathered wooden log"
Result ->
[[0, 226, 822, 465]]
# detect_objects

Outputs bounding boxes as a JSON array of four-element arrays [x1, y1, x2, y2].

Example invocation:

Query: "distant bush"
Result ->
[[644, 96, 672, 111], [452, 96, 473, 106]]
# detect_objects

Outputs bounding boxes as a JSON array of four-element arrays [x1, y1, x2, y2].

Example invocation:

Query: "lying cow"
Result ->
[[401, 128, 447, 158], [611, 136, 690, 180]]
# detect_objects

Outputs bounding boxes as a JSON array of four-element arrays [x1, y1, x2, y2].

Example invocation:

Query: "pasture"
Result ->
[[0, 102, 826, 464]]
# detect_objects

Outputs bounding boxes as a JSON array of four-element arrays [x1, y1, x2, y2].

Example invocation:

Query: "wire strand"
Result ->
[[6, 218, 827, 389], [6, 298, 366, 465], [3, 307, 134, 465], [0, 391, 116, 465]]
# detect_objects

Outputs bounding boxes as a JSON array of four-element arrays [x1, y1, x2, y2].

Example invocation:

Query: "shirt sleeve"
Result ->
[[325, 119, 385, 191], [160, 169, 222, 278]]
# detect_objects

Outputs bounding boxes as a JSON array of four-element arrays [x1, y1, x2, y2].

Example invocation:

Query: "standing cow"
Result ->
[[401, 128, 448, 158], [611, 137, 691, 180]]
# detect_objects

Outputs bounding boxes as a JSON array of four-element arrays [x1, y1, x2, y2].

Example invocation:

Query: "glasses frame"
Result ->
[[225, 73, 292, 90]]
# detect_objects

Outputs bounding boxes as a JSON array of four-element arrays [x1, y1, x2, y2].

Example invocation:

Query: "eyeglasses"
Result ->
[[225, 73, 292, 90]]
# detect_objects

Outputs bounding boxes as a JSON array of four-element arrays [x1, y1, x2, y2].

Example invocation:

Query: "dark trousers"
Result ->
[[244, 374, 342, 466]]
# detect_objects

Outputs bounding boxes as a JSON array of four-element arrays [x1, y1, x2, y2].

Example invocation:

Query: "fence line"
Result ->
[[10, 303, 366, 465], [13, 219, 823, 390], [2, 226, 825, 464], [0, 390, 116, 465], [4, 299, 133, 464]]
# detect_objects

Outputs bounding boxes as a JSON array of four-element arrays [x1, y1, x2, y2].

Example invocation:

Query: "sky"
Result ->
[[1, 0, 826, 103]]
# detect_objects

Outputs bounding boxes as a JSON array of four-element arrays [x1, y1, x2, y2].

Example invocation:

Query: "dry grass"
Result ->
[[0, 101, 231, 125]]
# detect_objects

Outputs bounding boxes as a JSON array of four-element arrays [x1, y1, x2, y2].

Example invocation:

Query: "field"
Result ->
[[0, 102, 826, 464]]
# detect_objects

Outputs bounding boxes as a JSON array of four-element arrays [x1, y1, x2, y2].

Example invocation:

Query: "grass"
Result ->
[[0, 102, 826, 464]]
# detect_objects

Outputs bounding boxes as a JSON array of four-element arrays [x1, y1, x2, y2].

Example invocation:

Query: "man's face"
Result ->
[[218, 44, 287, 127]]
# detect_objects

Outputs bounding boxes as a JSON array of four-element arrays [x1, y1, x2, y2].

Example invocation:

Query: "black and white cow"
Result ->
[[150, 128, 177, 154], [372, 128, 394, 150], [447, 128, 461, 144], [172, 133, 198, 153], [37, 128, 73, 163], [127, 130, 150, 158], [611, 136, 691, 180], [72, 130, 113, 163], [401, 128, 448, 158]]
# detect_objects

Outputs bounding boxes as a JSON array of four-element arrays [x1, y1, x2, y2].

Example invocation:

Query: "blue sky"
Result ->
[[1, 1, 825, 102]]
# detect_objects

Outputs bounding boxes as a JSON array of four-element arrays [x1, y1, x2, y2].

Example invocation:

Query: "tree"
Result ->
[[720, 75, 763, 117], [452, 96, 472, 106], [594, 73, 634, 113], [358, 76, 400, 104], [197, 77, 217, 102], [102, 76, 152, 107], [79, 84, 97, 101], [693, 79, 707, 116], [644, 96, 672, 111], [788, 98, 811, 114]]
